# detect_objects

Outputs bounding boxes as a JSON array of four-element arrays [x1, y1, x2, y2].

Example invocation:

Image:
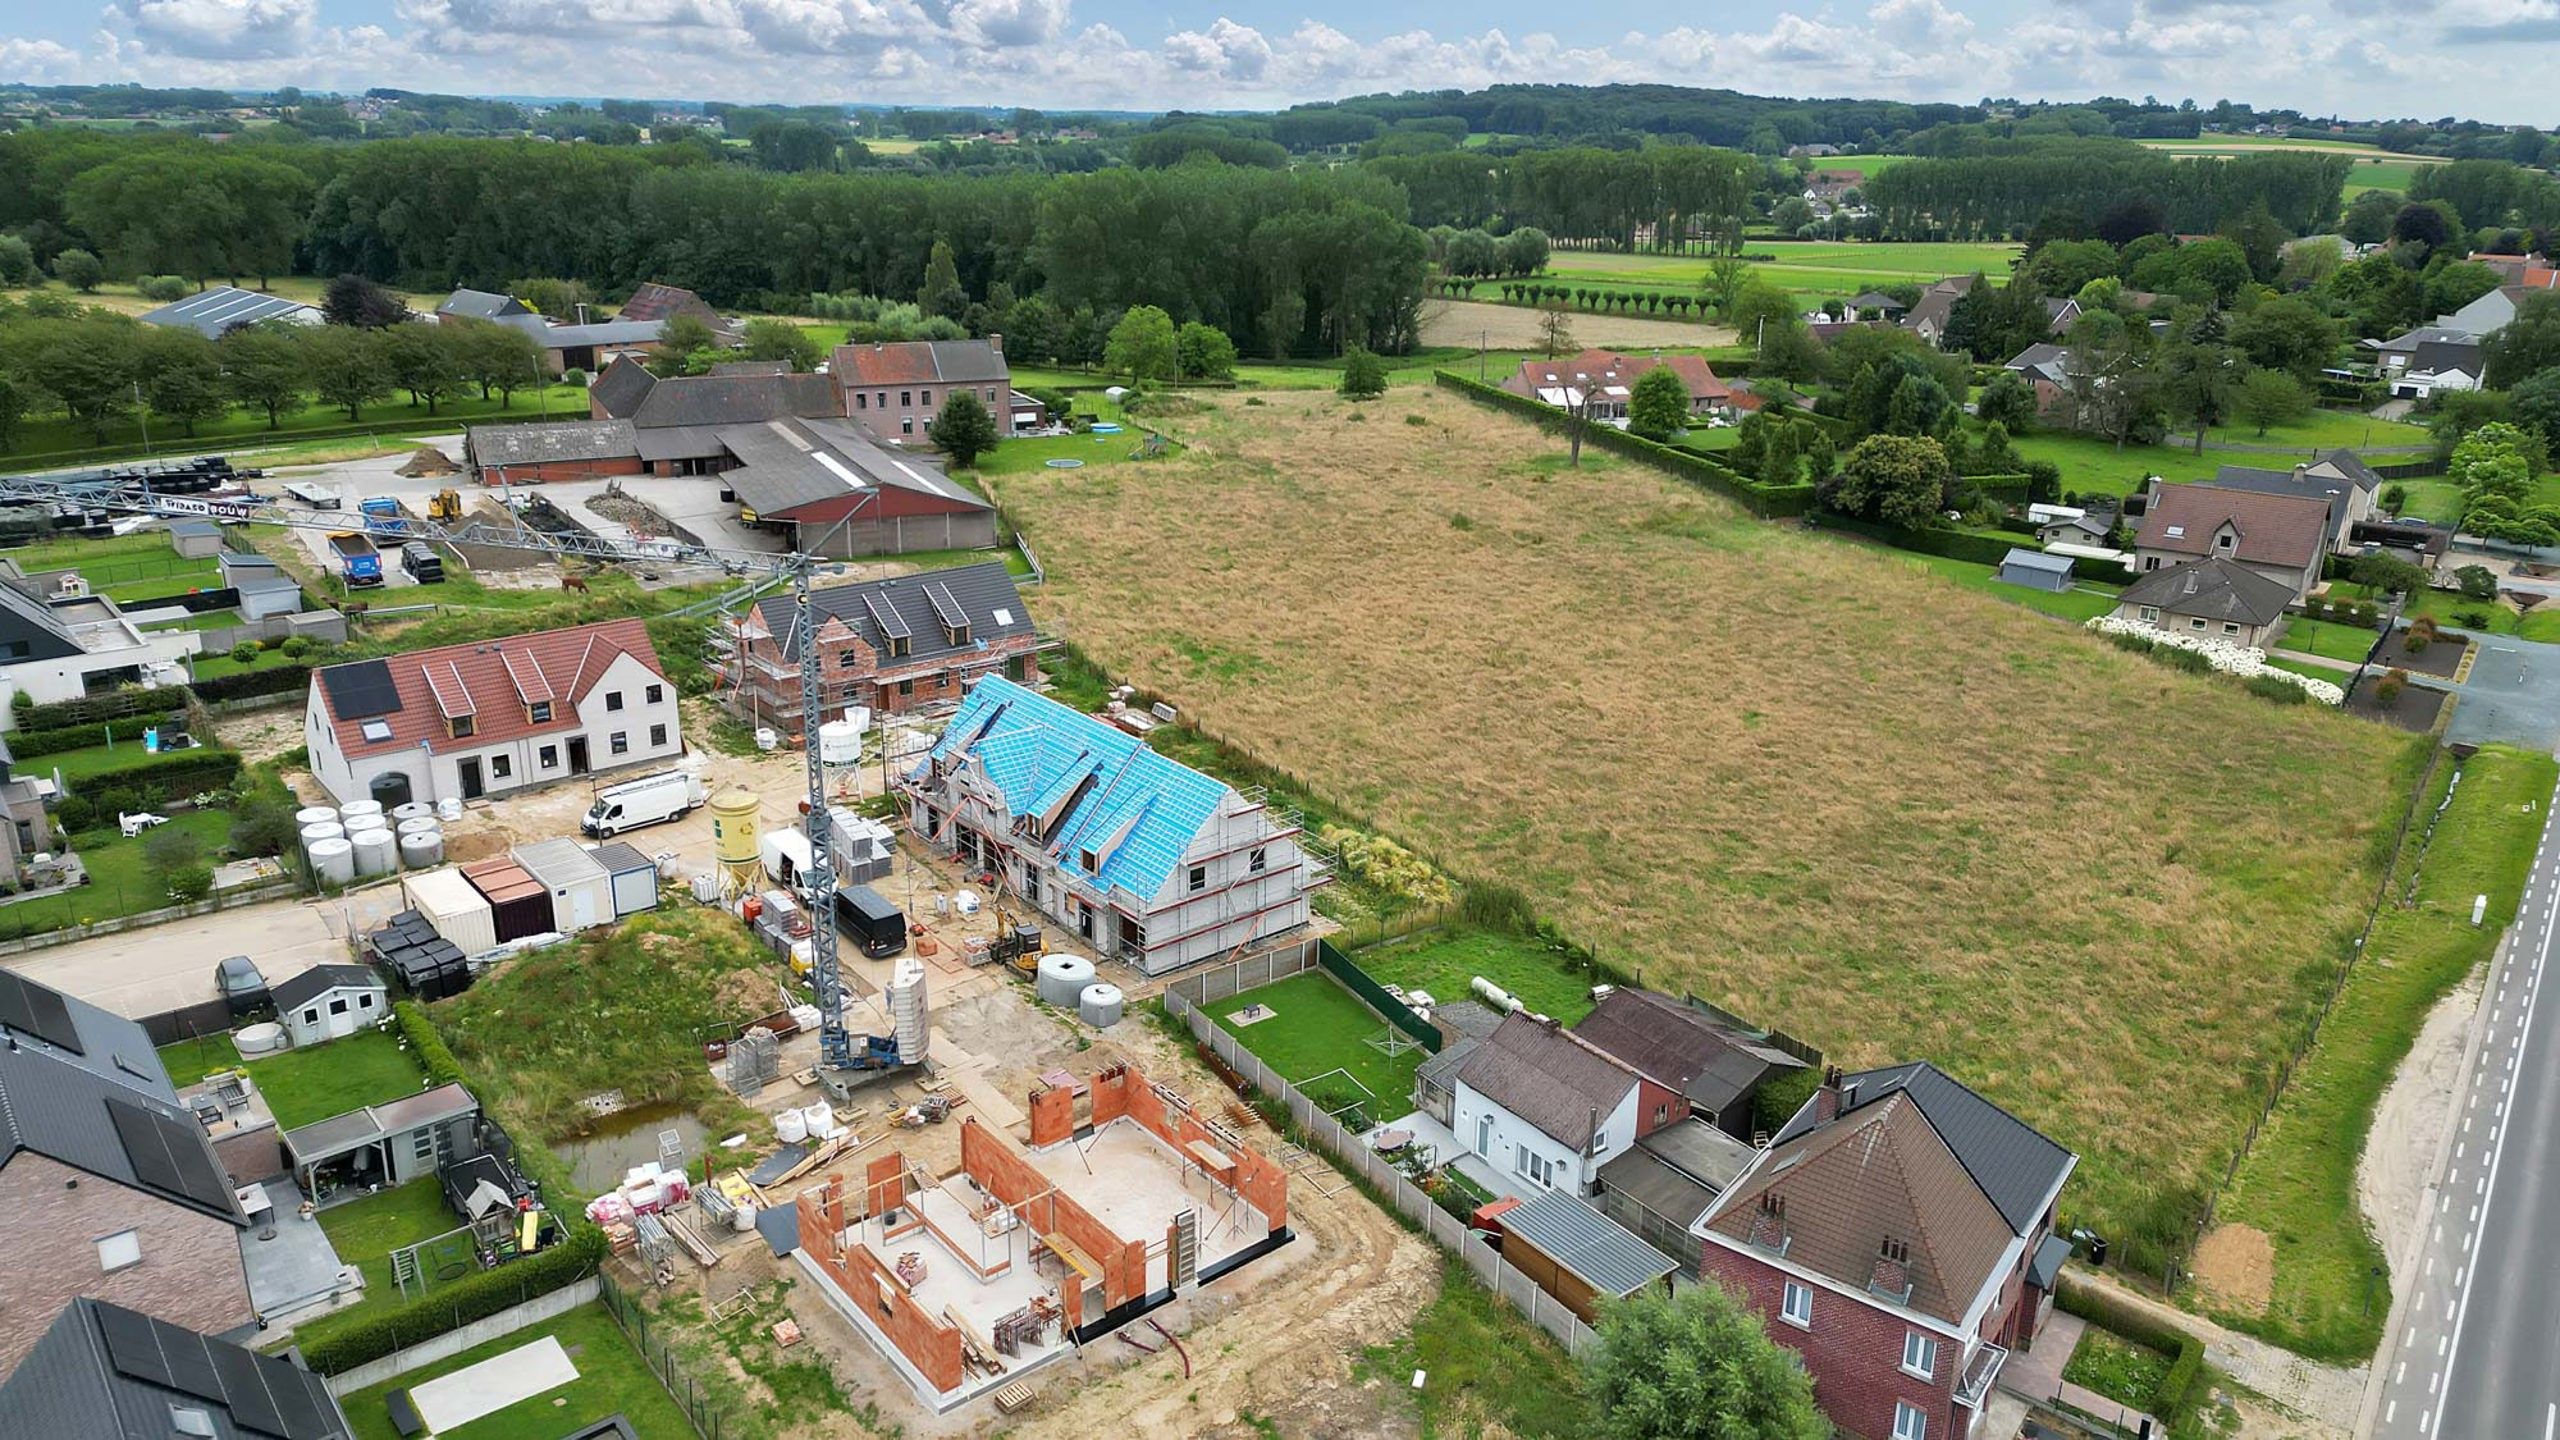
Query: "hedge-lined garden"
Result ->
[[1434, 371, 1817, 516]]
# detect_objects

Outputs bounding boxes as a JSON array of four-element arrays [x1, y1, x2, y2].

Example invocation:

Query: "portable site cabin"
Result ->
[[400, 867, 497, 955], [513, 839, 612, 933], [591, 841, 660, 918], [460, 857, 554, 942]]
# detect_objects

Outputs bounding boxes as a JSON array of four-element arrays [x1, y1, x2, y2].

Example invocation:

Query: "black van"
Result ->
[[834, 885, 908, 958]]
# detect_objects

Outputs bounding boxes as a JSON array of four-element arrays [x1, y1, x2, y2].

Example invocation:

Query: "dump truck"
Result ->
[[359, 496, 406, 536], [327, 531, 383, 587]]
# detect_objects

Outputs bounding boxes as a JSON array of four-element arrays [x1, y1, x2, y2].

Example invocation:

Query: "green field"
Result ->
[[2009, 422, 2430, 502], [2135, 137, 2424, 196], [2207, 746, 2557, 1361], [339, 1303, 693, 1440], [2196, 408, 2432, 452], [1548, 239, 2021, 301], [1213, 970, 1422, 1117], [1355, 927, 1600, 1024], [1881, 550, 2126, 623], [0, 377, 590, 472]]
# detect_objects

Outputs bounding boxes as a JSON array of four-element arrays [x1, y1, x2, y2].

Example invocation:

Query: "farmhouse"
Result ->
[[0, 972, 251, 1372], [1697, 1063, 2076, 1440], [615, 281, 732, 333], [899, 677, 1324, 974], [1569, 987, 1805, 1141], [715, 416, 998, 557], [832, 338, 1017, 442], [2131, 483, 2331, 599], [303, 618, 683, 807], [1498, 350, 1731, 422], [0, 1298, 349, 1437], [2112, 557, 2298, 649], [270, 964, 389, 1049], [714, 560, 1042, 728]]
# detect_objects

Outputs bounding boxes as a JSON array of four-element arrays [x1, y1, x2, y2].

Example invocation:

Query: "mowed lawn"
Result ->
[[337, 1303, 691, 1440], [1356, 926, 1601, 1024], [1002, 388, 2415, 1263], [1214, 970, 1424, 1112]]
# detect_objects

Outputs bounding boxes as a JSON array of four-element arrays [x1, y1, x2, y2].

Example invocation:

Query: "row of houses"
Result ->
[[1398, 978, 2073, 1440]]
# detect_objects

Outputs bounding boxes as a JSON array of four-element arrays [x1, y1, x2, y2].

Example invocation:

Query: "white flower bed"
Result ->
[[2084, 614, 2347, 706]]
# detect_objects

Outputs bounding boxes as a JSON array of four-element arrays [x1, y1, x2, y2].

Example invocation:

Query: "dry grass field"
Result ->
[[1418, 297, 1734, 350], [996, 388, 2418, 1260]]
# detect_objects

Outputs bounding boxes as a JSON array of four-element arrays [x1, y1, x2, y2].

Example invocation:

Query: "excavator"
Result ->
[[425, 488, 464, 524]]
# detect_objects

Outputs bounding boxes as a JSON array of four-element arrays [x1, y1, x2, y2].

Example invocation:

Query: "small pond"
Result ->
[[557, 1102, 711, 1193]]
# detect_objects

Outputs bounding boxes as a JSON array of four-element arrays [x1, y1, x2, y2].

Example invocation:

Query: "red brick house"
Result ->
[[832, 338, 1016, 444], [713, 560, 1043, 728], [1571, 988, 1808, 1142], [1696, 1063, 2076, 1440]]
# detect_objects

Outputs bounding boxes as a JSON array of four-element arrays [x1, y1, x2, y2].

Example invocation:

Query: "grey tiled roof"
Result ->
[[753, 559, 1032, 665], [465, 419, 639, 467], [0, 1298, 349, 1439], [2115, 556, 2297, 627], [589, 355, 658, 418], [1456, 1012, 1638, 1150], [269, 964, 381, 1014], [1772, 1061, 2074, 1237]]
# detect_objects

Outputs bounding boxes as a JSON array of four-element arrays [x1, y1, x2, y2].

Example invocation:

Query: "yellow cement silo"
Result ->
[[709, 788, 762, 899]]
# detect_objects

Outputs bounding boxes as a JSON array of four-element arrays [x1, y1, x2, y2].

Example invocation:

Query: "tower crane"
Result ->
[[0, 469, 865, 1075]]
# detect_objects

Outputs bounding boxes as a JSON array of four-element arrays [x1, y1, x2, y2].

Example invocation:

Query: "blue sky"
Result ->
[[1, 0, 2552, 123]]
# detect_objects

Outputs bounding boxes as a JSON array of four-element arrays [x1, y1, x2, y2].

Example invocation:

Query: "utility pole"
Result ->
[[133, 382, 151, 457]]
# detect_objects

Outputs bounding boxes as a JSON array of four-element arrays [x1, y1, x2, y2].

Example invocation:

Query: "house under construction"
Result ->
[[709, 560, 1047, 731], [788, 1062, 1292, 1410], [897, 677, 1327, 975]]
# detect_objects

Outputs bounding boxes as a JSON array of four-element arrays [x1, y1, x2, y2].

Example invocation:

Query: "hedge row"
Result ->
[[190, 663, 312, 704], [1434, 372, 1818, 517], [303, 1002, 604, 1375], [2054, 1273, 2206, 1432], [9, 713, 172, 759], [17, 689, 163, 732], [1807, 512, 2021, 566], [65, 748, 242, 800]]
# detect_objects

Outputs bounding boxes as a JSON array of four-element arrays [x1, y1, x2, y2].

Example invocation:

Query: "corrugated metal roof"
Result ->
[[922, 677, 1230, 905], [138, 287, 321, 338], [1501, 1190, 1676, 1296], [514, 838, 609, 887]]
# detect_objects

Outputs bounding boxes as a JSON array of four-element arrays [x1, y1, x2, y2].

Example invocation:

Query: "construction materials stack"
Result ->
[[368, 910, 471, 999], [888, 956, 928, 1065], [726, 1026, 782, 1098]]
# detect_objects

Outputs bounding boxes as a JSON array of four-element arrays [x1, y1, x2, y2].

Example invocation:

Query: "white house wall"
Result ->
[[303, 651, 683, 805], [1448, 1081, 1637, 1197], [0, 631, 199, 714]]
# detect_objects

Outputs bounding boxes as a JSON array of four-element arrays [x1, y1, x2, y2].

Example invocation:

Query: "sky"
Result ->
[[0, 0, 2554, 125]]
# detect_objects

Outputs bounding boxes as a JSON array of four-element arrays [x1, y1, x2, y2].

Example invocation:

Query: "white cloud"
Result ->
[[30, 0, 2555, 124]]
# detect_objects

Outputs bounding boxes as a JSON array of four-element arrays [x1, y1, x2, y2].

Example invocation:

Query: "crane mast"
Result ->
[[0, 471, 858, 1074]]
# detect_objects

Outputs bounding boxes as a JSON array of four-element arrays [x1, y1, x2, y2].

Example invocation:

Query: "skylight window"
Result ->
[[360, 719, 393, 742]]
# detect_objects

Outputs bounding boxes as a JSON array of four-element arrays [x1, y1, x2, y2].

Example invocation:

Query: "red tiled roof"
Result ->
[[2135, 484, 2332, 570], [616, 282, 717, 325], [1506, 349, 1729, 402], [834, 343, 940, 385], [315, 618, 666, 760]]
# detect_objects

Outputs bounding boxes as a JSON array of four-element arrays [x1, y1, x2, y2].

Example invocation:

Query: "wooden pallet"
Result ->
[[994, 1381, 1036, 1414]]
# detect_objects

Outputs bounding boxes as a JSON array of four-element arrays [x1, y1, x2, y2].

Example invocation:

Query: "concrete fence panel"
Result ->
[[322, 1278, 603, 1396]]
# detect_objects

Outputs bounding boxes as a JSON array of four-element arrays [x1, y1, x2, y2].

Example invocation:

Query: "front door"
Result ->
[[567, 737, 591, 775], [458, 758, 484, 800], [325, 998, 357, 1040], [1475, 1113, 1493, 1157]]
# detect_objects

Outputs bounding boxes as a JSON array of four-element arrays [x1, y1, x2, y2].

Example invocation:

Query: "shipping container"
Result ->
[[400, 867, 498, 956], [460, 856, 555, 942], [514, 839, 614, 933]]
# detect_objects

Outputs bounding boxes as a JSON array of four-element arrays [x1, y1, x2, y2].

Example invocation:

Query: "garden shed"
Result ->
[[165, 519, 223, 559], [513, 839, 612, 933], [590, 840, 660, 918], [1491, 1190, 1677, 1323], [1996, 548, 2076, 593], [460, 856, 555, 943], [283, 1083, 479, 1201], [272, 964, 388, 1048], [401, 867, 497, 955]]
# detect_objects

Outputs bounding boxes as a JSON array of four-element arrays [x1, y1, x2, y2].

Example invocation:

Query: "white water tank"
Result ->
[[351, 828, 398, 877], [397, 814, 440, 837], [1037, 953, 1096, 1008], [338, 799, 384, 828], [1472, 976, 1523, 1013], [299, 820, 344, 851], [817, 719, 862, 766], [399, 830, 444, 869], [390, 800, 435, 824], [308, 837, 356, 886], [1079, 982, 1125, 1029], [294, 805, 338, 829]]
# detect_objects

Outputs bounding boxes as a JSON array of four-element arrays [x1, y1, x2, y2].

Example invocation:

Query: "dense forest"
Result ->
[[1864, 140, 2353, 240]]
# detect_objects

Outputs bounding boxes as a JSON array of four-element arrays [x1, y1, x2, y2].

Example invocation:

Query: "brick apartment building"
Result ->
[[1696, 1063, 2076, 1440], [712, 560, 1044, 728]]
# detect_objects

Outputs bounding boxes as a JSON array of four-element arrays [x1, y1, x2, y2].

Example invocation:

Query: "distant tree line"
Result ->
[[1863, 138, 2349, 241], [1368, 146, 1752, 250]]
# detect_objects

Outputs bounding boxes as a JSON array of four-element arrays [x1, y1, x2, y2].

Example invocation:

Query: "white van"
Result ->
[[582, 769, 705, 838]]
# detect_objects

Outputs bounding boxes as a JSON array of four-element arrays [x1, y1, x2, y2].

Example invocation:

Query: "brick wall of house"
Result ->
[[472, 456, 644, 487], [725, 618, 1040, 724], [1699, 1239, 1960, 1440], [1093, 1064, 1289, 1232], [0, 1154, 252, 1372], [794, 1174, 965, 1394], [1631, 1075, 1690, 1139], [958, 1119, 1144, 1312]]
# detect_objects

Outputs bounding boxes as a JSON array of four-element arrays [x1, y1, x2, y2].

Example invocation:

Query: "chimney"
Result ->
[[1813, 1065, 1843, 1123], [988, 332, 1004, 354]]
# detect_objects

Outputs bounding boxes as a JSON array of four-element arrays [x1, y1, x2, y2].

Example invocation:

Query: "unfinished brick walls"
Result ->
[[795, 1173, 966, 1396], [959, 1118, 1146, 1313], [1029, 1083, 1075, 1148], [1096, 1064, 1290, 1234]]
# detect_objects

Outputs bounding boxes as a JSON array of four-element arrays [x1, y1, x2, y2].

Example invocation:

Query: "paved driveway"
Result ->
[[0, 896, 375, 1019], [2439, 632, 2560, 752]]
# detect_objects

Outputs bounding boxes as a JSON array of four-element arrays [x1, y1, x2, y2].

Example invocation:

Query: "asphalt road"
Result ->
[[2371, 765, 2560, 1440], [2437, 632, 2560, 753]]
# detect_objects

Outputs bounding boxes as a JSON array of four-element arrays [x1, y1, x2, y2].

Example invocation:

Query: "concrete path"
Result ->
[[408, 1333, 578, 1431], [2067, 1269, 2368, 1430]]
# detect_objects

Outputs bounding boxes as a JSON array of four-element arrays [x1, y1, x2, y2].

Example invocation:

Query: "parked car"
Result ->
[[214, 954, 268, 1018], [834, 885, 908, 958]]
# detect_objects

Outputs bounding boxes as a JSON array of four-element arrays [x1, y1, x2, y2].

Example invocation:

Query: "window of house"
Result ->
[[329, 998, 349, 1015], [2189, 618, 2207, 631], [901, 417, 914, 435], [921, 388, 933, 405], [2223, 622, 2241, 635], [901, 390, 912, 407], [2145, 556, 2162, 571], [1079, 848, 1099, 872], [1249, 847, 1267, 873], [984, 386, 996, 401], [358, 993, 374, 1010], [449, 714, 475, 740], [650, 724, 668, 747], [2214, 532, 2236, 553], [610, 731, 630, 755], [876, 391, 887, 410], [530, 701, 553, 724], [607, 691, 624, 711], [412, 1131, 435, 1161], [492, 754, 513, 779], [945, 620, 971, 645], [646, 684, 664, 705], [1902, 1330, 1938, 1380], [1780, 1280, 1812, 1328], [302, 1008, 318, 1025], [539, 745, 559, 769], [898, 678, 914, 696], [1188, 864, 1206, 892], [97, 1230, 142, 1273], [886, 635, 911, 658], [1518, 1151, 1561, 1188], [0, 640, 27, 660], [2138, 606, 2159, 623], [1892, 1402, 1927, 1440]]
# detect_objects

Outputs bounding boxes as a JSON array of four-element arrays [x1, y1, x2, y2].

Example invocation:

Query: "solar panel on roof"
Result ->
[[265, 1368, 332, 1439], [159, 1321, 226, 1406], [97, 1302, 174, 1387], [319, 659, 403, 721], [0, 970, 83, 1053], [211, 1338, 291, 1437], [108, 1097, 236, 1212]]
